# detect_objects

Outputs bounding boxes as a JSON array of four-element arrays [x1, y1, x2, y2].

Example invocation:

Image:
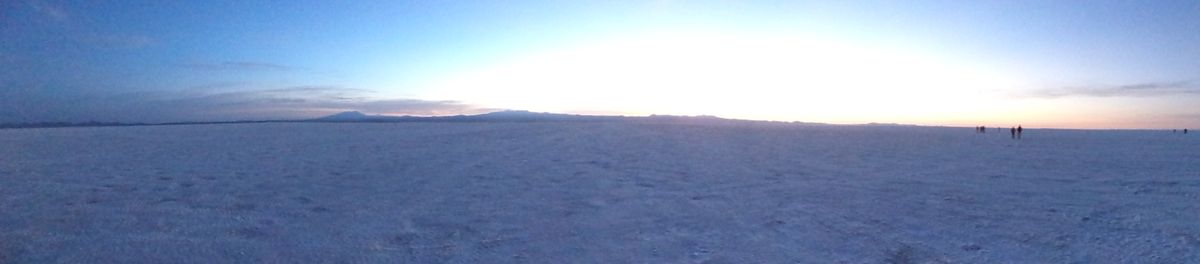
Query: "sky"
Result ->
[[2, 0, 1198, 128]]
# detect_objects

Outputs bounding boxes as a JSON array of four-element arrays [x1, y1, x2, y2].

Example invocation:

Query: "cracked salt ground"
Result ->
[[1, 122, 1197, 263]]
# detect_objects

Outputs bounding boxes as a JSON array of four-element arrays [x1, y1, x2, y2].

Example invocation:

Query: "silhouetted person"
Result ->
[[981, 126, 986, 133], [1017, 125, 1023, 139], [1010, 127, 1016, 139]]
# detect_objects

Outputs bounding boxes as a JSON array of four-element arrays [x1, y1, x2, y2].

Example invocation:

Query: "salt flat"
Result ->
[[1, 121, 1197, 263]]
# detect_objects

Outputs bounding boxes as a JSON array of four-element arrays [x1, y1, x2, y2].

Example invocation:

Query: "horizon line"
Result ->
[[0, 110, 1190, 131]]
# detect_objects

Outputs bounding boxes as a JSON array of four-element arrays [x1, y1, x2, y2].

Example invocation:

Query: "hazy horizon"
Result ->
[[3, 1, 1199, 129]]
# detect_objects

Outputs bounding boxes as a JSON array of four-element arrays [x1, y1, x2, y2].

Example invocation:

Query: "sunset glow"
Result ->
[[423, 32, 1028, 125], [2, 1, 1198, 128]]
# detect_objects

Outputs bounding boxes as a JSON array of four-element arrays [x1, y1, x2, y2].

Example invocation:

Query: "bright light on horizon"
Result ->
[[417, 31, 1033, 126]]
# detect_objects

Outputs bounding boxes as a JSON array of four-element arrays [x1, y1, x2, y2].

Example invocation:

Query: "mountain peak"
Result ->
[[314, 111, 371, 121]]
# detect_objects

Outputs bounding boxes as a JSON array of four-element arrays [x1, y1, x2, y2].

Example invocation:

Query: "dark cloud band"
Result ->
[[0, 86, 487, 123], [1026, 81, 1199, 98], [178, 61, 298, 71]]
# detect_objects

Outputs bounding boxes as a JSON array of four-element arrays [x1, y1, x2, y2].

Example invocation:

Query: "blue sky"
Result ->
[[2, 0, 1198, 128]]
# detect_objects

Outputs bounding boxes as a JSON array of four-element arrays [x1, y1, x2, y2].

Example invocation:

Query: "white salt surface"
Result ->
[[1, 122, 1197, 263]]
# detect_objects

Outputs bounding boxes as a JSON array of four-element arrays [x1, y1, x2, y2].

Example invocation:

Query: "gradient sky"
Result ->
[[2, 0, 1198, 128]]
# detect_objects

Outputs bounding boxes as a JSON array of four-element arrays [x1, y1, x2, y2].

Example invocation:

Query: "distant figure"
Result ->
[[1010, 127, 1016, 139], [981, 126, 986, 133], [1017, 125, 1023, 139]]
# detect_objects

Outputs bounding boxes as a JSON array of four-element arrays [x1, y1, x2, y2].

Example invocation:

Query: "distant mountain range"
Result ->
[[4, 110, 757, 129], [0, 109, 855, 129], [308, 110, 627, 123]]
